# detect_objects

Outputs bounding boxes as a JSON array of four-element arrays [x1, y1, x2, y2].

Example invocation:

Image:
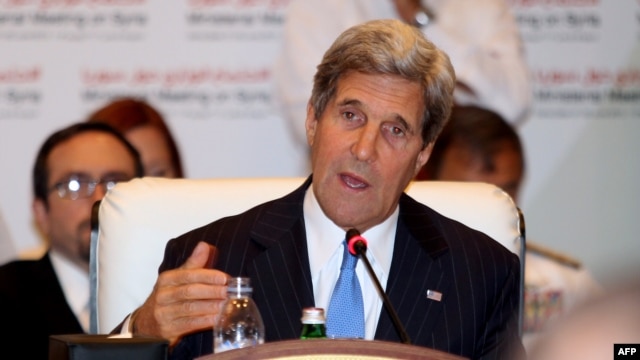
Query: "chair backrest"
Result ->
[[90, 177, 524, 335]]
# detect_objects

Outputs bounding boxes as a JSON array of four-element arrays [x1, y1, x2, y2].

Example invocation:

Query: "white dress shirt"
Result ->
[[303, 187, 398, 340], [50, 250, 90, 332]]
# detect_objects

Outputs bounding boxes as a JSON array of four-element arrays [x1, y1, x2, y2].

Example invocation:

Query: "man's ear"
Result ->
[[305, 102, 318, 147], [32, 198, 50, 236], [414, 142, 434, 176]]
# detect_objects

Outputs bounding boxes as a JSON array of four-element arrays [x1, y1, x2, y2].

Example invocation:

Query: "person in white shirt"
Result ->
[[415, 104, 603, 352], [273, 0, 532, 167], [0, 122, 143, 359]]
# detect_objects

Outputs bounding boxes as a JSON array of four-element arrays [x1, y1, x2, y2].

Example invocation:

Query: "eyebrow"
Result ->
[[53, 172, 91, 182], [337, 98, 362, 108], [53, 171, 132, 183]]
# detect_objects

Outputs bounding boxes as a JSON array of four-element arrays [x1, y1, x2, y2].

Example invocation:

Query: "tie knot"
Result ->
[[341, 241, 358, 270]]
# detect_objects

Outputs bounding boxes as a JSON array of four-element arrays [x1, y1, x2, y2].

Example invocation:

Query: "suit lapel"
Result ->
[[37, 254, 85, 333], [375, 194, 452, 343], [248, 177, 315, 341]]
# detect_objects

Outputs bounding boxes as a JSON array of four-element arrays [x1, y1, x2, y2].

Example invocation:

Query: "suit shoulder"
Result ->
[[161, 198, 286, 270], [0, 257, 52, 297], [400, 194, 519, 275], [0, 257, 46, 280]]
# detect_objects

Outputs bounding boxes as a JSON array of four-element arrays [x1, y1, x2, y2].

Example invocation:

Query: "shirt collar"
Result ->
[[304, 184, 399, 279]]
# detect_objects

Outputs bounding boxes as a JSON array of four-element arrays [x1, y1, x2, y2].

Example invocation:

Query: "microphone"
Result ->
[[346, 229, 411, 344]]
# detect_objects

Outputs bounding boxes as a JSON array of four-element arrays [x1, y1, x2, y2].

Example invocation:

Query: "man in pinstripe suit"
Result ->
[[123, 19, 525, 360]]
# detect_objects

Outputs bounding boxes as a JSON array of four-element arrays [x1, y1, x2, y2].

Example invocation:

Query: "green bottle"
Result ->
[[300, 307, 327, 339]]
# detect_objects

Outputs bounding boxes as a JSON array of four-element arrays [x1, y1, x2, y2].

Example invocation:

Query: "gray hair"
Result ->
[[310, 19, 456, 147]]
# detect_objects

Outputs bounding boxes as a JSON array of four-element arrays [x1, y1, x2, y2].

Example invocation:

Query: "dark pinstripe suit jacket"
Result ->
[[161, 177, 524, 360], [0, 252, 85, 359]]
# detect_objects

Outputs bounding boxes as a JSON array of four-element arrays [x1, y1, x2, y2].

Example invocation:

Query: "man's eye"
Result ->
[[391, 126, 405, 136], [105, 180, 121, 190], [341, 111, 365, 128], [386, 124, 406, 137], [342, 111, 356, 121], [68, 179, 82, 191]]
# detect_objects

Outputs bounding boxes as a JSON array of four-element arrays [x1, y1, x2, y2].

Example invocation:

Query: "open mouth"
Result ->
[[341, 174, 368, 189]]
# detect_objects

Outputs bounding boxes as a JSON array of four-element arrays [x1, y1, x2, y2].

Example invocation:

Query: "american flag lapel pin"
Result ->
[[426, 289, 443, 302]]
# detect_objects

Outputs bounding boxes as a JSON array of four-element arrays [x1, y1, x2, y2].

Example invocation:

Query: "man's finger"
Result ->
[[181, 241, 213, 270], [205, 244, 219, 268]]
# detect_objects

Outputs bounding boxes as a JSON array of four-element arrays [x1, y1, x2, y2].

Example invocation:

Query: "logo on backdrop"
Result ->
[[0, 66, 42, 120]]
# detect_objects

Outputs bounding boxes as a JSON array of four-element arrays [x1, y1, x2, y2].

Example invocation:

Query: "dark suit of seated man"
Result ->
[[122, 19, 525, 360]]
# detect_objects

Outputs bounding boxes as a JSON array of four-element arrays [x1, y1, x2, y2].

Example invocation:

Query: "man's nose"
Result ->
[[91, 182, 110, 201], [351, 125, 379, 162]]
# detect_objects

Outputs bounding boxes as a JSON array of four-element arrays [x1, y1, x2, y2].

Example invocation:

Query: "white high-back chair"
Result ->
[[89, 177, 525, 336]]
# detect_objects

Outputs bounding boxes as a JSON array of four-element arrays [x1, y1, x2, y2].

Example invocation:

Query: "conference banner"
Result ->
[[0, 0, 638, 284]]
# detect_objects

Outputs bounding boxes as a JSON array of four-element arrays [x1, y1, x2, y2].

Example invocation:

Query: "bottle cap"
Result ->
[[227, 277, 252, 293], [301, 307, 325, 324]]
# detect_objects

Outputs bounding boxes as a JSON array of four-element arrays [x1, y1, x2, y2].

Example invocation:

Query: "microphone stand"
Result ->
[[351, 240, 412, 344]]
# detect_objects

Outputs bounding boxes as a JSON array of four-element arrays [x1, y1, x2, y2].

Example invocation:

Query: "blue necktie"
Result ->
[[325, 241, 365, 339]]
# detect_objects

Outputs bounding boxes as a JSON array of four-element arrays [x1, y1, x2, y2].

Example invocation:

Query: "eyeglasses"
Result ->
[[49, 174, 132, 200]]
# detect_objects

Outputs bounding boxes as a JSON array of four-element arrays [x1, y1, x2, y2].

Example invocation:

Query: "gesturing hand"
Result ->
[[131, 241, 229, 346]]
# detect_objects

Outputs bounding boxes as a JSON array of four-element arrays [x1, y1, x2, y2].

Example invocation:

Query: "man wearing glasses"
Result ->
[[0, 122, 143, 359]]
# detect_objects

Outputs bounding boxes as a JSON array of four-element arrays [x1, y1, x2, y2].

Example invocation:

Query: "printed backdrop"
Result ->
[[0, 0, 638, 286]]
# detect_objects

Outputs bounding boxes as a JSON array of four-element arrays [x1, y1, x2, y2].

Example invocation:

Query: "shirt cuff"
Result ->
[[120, 313, 134, 335]]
